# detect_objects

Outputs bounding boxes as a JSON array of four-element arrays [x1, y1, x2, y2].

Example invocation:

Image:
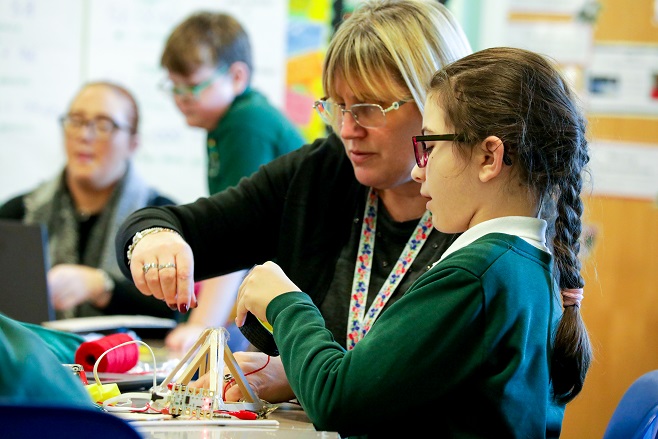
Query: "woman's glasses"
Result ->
[[60, 114, 131, 139], [313, 99, 409, 129]]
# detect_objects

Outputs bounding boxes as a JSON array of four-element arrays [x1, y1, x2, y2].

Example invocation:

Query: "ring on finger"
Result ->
[[158, 262, 176, 270], [142, 263, 158, 274]]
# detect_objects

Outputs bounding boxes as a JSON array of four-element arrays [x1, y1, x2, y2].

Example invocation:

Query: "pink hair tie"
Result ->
[[561, 288, 584, 308]]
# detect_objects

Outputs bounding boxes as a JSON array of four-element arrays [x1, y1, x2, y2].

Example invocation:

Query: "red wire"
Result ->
[[131, 402, 163, 413], [222, 355, 271, 398], [213, 409, 258, 420]]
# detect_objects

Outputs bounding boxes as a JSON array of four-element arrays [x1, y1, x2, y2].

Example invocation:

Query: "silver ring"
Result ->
[[158, 262, 176, 270], [142, 263, 157, 274]]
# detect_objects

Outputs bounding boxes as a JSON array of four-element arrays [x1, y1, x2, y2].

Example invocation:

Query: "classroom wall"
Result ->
[[359, 1, 658, 436], [493, 0, 658, 437], [1, 1, 657, 436], [0, 0, 294, 205], [564, 1, 658, 437]]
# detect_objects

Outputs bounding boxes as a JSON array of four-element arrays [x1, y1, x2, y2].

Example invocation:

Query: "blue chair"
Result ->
[[0, 401, 143, 438], [603, 370, 658, 439]]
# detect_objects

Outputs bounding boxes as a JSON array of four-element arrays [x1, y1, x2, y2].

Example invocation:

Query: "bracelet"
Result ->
[[126, 227, 180, 264]]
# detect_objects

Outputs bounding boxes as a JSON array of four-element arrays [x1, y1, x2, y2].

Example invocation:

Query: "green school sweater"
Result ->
[[268, 233, 565, 438]]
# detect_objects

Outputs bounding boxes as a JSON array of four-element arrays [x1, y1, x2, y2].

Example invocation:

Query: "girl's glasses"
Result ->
[[412, 134, 464, 168], [412, 134, 512, 167]]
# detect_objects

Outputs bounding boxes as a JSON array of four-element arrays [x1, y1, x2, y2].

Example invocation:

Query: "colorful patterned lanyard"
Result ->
[[346, 188, 433, 350]]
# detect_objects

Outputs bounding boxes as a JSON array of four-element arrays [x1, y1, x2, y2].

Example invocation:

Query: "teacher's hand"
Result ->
[[129, 230, 197, 313]]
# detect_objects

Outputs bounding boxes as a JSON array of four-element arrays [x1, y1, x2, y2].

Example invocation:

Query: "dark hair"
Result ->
[[78, 81, 139, 135], [428, 46, 592, 404], [161, 11, 252, 78]]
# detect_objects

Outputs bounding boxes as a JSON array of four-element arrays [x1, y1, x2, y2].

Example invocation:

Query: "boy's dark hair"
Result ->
[[161, 12, 252, 77]]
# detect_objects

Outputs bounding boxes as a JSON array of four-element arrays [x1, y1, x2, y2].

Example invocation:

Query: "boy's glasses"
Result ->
[[60, 114, 131, 139], [412, 134, 464, 168], [412, 134, 512, 167], [313, 99, 409, 129], [159, 66, 229, 101]]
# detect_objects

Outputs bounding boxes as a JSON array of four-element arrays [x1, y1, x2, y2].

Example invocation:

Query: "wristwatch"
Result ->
[[100, 270, 115, 293]]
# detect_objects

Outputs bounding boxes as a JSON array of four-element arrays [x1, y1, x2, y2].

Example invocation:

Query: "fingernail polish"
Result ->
[[179, 303, 188, 313], [169, 304, 178, 311]]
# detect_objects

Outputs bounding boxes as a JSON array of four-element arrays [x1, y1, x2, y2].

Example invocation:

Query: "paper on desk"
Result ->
[[114, 413, 173, 421], [42, 315, 177, 333], [128, 417, 279, 427]]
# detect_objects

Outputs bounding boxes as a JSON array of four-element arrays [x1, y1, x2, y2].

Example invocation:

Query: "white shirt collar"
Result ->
[[436, 216, 549, 266]]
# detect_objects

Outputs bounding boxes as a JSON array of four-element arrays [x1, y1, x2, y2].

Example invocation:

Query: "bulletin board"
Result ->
[[502, 1, 658, 439], [0, 0, 291, 205], [500, 0, 658, 202]]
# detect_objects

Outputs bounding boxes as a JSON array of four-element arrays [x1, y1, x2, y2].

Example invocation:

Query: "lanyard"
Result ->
[[346, 188, 432, 350]]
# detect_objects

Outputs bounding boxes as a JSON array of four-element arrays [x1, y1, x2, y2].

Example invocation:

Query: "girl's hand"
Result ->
[[234, 261, 300, 328]]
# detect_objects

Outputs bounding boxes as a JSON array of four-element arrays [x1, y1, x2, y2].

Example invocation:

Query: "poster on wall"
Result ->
[[585, 44, 658, 116], [508, 0, 590, 15], [589, 140, 658, 200], [501, 20, 593, 65], [285, 1, 332, 142]]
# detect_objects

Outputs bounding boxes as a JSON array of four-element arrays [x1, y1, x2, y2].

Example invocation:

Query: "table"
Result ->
[[125, 334, 339, 438], [133, 403, 340, 438]]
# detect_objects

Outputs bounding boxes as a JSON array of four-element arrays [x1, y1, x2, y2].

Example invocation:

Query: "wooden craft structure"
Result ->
[[157, 327, 267, 416]]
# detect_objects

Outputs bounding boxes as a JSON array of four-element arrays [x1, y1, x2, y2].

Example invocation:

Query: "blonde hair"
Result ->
[[322, 0, 472, 112]]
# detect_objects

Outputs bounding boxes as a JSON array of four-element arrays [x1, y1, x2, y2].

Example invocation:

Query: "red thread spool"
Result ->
[[74, 333, 139, 372]]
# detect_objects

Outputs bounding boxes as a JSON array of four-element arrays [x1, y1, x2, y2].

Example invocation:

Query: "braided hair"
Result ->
[[428, 46, 592, 404]]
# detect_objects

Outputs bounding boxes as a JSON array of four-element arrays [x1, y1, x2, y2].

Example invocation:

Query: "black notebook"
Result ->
[[0, 220, 55, 324]]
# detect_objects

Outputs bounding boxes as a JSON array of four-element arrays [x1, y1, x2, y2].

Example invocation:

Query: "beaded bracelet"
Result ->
[[126, 227, 180, 264]]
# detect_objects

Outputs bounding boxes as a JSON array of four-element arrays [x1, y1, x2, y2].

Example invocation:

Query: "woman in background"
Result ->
[[0, 81, 176, 320]]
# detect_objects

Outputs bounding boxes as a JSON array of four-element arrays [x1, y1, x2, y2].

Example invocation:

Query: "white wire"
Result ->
[[91, 339, 157, 387], [103, 391, 153, 412], [88, 339, 159, 413]]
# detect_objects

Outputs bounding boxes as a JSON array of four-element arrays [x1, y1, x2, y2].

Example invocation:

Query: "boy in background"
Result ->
[[159, 11, 304, 352]]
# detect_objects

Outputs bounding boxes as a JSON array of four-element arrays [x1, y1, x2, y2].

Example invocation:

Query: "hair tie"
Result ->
[[561, 288, 584, 308], [74, 333, 139, 372]]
